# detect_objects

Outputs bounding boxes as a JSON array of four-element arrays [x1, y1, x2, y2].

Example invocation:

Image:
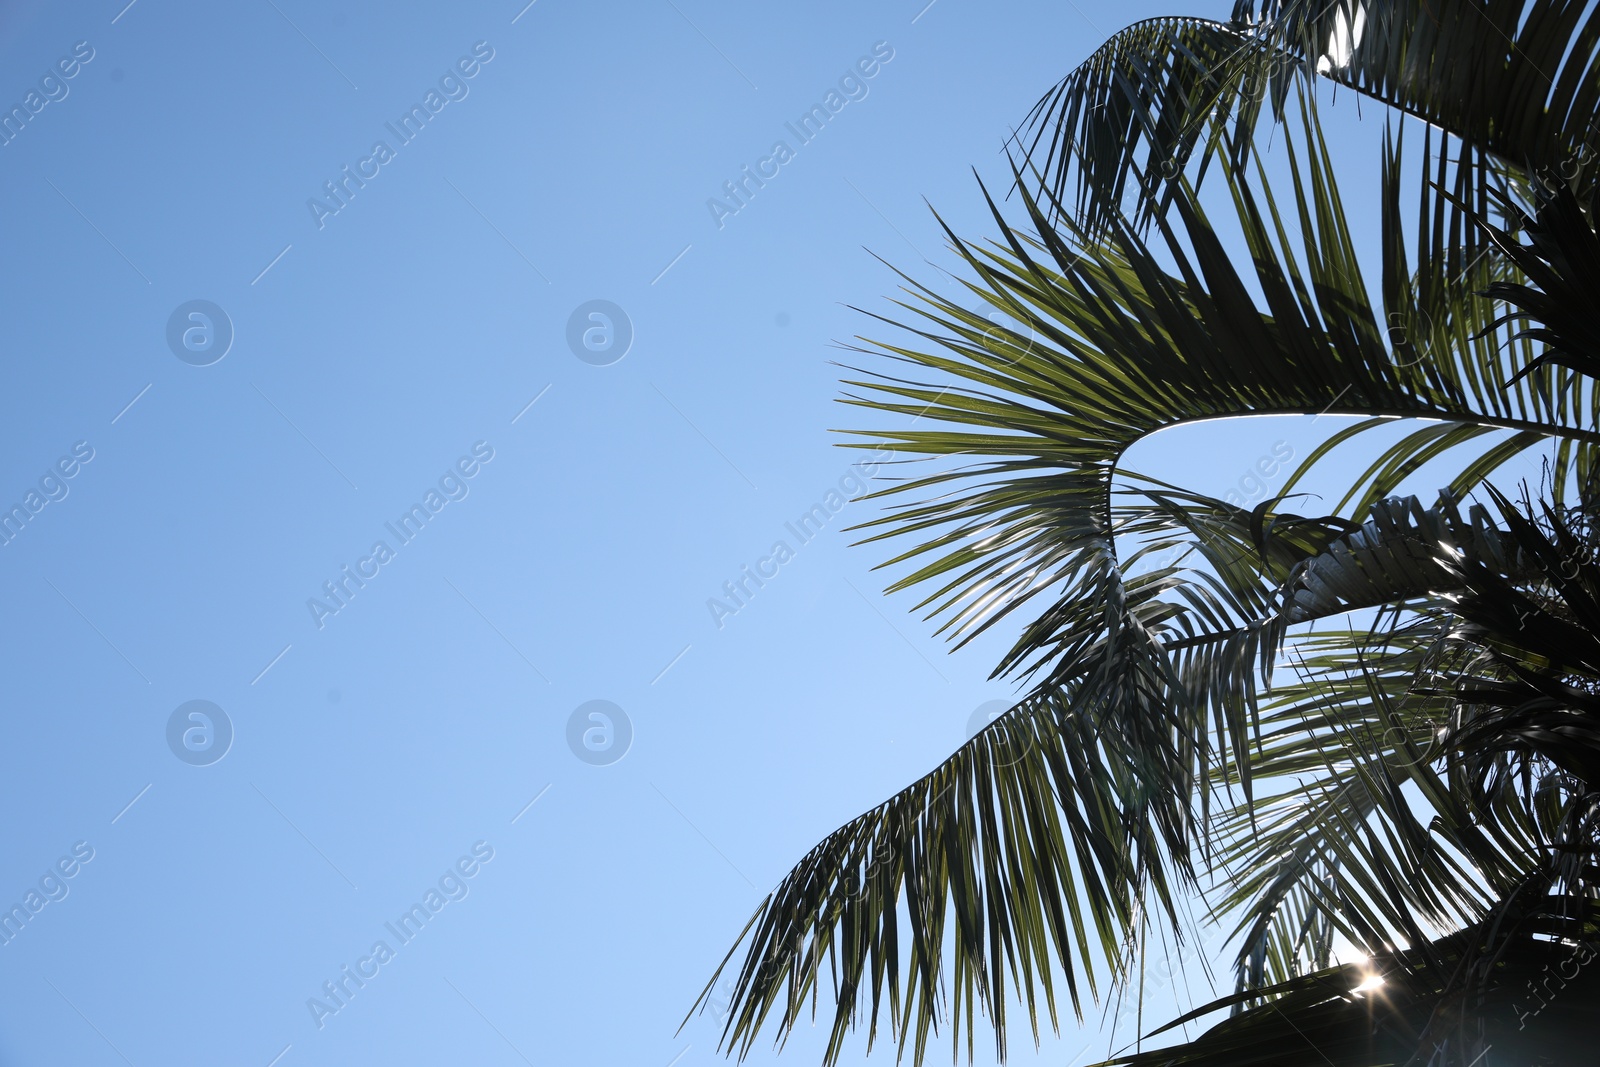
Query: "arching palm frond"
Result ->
[[1019, 0, 1600, 237], [1014, 17, 1291, 235], [844, 106, 1589, 702]]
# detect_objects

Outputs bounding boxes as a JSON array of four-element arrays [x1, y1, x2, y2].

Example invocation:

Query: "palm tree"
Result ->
[[691, 0, 1600, 1063]]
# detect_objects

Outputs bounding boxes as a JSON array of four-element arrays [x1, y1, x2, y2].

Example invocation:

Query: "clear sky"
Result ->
[[0, 2, 1550, 1066]]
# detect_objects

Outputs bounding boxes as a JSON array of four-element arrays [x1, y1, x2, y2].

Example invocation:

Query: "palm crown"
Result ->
[[693, 1, 1600, 1063]]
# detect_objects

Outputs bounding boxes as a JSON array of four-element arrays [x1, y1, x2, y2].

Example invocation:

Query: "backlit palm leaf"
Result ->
[[697, 6, 1600, 1062], [1018, 0, 1600, 236], [697, 107, 1591, 1065]]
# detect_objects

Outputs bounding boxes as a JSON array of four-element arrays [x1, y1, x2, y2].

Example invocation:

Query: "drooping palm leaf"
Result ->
[[693, 682, 1190, 1066], [1207, 627, 1545, 991]]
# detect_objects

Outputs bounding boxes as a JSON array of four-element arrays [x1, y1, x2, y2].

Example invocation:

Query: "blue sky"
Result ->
[[0, 2, 1553, 1065]]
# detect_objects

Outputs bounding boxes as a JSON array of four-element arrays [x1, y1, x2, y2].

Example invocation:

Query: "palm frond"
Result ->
[[845, 105, 1591, 694], [1277, 493, 1529, 625], [1482, 182, 1600, 394], [1208, 628, 1545, 991], [691, 683, 1193, 1066], [1017, 0, 1600, 235]]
